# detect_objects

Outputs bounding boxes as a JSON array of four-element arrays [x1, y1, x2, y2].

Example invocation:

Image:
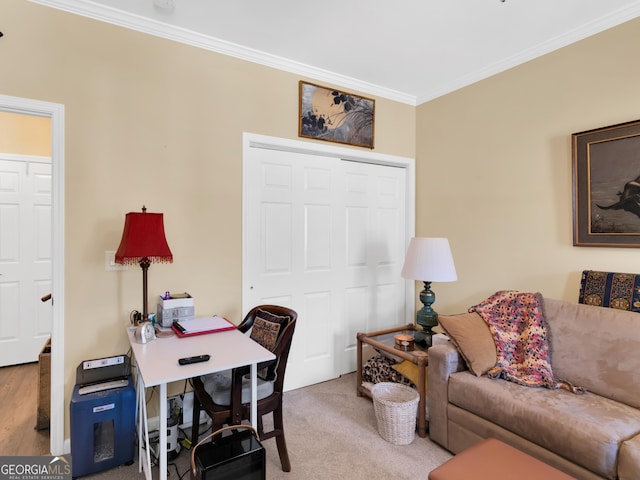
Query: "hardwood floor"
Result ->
[[0, 362, 50, 455]]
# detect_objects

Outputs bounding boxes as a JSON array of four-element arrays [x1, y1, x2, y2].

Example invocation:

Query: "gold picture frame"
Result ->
[[298, 81, 375, 149], [572, 119, 640, 247]]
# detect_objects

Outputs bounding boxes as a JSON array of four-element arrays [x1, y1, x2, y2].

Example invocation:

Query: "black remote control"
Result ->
[[178, 354, 210, 365]]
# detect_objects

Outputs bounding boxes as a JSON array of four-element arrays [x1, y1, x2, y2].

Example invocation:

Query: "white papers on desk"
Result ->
[[174, 315, 235, 334]]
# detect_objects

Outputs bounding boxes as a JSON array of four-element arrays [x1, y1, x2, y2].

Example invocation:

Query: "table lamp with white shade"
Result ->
[[401, 237, 457, 347]]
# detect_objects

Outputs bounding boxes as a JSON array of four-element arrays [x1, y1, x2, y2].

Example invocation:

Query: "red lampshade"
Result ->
[[115, 210, 173, 265]]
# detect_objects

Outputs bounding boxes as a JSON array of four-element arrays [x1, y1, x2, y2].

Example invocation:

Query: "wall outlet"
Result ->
[[105, 250, 127, 271]]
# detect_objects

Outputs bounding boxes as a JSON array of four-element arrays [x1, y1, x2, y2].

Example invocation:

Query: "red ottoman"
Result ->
[[429, 438, 575, 480]]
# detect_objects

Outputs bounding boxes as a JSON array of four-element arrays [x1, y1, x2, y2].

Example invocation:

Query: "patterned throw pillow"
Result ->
[[255, 309, 290, 330], [579, 270, 640, 312], [249, 309, 291, 381], [250, 317, 282, 352]]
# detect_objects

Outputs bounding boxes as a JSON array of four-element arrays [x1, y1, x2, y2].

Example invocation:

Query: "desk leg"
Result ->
[[250, 362, 257, 428], [137, 373, 152, 480], [159, 383, 168, 480], [356, 333, 363, 396]]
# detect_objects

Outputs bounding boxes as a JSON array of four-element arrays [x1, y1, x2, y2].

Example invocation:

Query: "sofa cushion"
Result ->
[[619, 434, 640, 480], [543, 298, 640, 409], [448, 370, 640, 479], [438, 312, 496, 377]]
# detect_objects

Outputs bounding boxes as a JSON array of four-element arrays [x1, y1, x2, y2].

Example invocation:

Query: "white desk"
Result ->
[[126, 326, 275, 480]]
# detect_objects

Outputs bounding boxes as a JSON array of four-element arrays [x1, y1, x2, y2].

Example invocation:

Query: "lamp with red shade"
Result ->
[[115, 206, 173, 323]]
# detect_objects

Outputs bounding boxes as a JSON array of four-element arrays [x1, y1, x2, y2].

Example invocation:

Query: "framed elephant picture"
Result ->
[[573, 119, 640, 247]]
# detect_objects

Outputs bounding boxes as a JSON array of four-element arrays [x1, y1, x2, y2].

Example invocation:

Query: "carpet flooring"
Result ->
[[80, 372, 452, 480]]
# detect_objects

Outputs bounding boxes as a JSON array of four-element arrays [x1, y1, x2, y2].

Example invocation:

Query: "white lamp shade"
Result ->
[[401, 237, 457, 282]]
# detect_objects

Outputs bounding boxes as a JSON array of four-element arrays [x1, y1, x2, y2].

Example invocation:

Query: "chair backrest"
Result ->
[[239, 305, 297, 389], [238, 305, 298, 333]]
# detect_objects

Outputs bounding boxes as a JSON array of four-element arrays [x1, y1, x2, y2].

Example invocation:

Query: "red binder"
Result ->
[[172, 316, 236, 338]]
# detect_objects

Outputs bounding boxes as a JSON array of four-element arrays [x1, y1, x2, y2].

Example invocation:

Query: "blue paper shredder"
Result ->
[[70, 376, 135, 478]]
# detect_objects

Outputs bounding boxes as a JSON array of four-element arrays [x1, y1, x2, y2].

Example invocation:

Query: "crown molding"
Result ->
[[416, 2, 640, 104], [27, 0, 640, 106], [28, 0, 418, 105]]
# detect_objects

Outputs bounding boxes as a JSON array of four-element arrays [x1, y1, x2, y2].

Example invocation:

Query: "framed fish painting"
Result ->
[[573, 119, 640, 247]]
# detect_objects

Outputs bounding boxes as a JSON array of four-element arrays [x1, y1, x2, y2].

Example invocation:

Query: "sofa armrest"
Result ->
[[428, 342, 467, 449]]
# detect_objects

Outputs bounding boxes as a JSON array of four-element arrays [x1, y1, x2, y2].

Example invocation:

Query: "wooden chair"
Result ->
[[190, 305, 297, 472]]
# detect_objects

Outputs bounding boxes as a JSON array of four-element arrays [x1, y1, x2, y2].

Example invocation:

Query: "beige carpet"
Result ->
[[84, 373, 452, 479]]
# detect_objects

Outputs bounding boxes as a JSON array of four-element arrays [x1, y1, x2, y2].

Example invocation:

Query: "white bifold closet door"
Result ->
[[244, 146, 408, 391]]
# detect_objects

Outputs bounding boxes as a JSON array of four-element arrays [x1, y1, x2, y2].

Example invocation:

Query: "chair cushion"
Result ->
[[201, 370, 275, 406]]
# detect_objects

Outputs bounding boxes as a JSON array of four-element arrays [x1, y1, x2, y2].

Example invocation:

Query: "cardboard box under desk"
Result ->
[[36, 338, 51, 430]]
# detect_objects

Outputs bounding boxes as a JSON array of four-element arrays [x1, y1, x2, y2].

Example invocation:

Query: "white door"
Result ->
[[340, 160, 407, 374], [0, 156, 52, 366], [244, 146, 408, 391]]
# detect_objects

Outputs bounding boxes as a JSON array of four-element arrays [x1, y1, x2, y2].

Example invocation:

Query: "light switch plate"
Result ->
[[105, 250, 127, 271]]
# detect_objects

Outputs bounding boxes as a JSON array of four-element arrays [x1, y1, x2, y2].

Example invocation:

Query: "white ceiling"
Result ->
[[32, 0, 640, 105]]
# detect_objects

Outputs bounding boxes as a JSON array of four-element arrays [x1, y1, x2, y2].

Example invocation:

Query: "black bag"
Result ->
[[191, 425, 265, 480]]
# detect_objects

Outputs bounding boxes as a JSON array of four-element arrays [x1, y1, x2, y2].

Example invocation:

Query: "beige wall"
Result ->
[[0, 111, 51, 156], [1, 0, 415, 437], [5, 0, 640, 442], [416, 17, 640, 314]]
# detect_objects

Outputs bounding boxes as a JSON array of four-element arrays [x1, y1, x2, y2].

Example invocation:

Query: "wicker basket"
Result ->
[[371, 382, 419, 445]]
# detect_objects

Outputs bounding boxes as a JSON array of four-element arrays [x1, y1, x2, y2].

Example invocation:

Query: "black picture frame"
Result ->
[[572, 119, 640, 247]]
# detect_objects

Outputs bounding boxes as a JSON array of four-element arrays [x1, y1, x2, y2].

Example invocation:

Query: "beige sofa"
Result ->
[[428, 297, 640, 480]]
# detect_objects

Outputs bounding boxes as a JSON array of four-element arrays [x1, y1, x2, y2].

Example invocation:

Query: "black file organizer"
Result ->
[[191, 425, 265, 480]]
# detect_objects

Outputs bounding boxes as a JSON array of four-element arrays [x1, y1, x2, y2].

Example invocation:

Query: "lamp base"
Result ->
[[413, 327, 434, 348], [413, 280, 437, 348]]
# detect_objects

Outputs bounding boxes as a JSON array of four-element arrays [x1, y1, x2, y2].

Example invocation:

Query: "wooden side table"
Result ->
[[356, 324, 429, 437]]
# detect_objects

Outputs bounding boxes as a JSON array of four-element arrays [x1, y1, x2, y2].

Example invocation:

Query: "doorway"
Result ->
[[0, 147, 52, 366], [0, 94, 65, 456], [242, 133, 415, 391]]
